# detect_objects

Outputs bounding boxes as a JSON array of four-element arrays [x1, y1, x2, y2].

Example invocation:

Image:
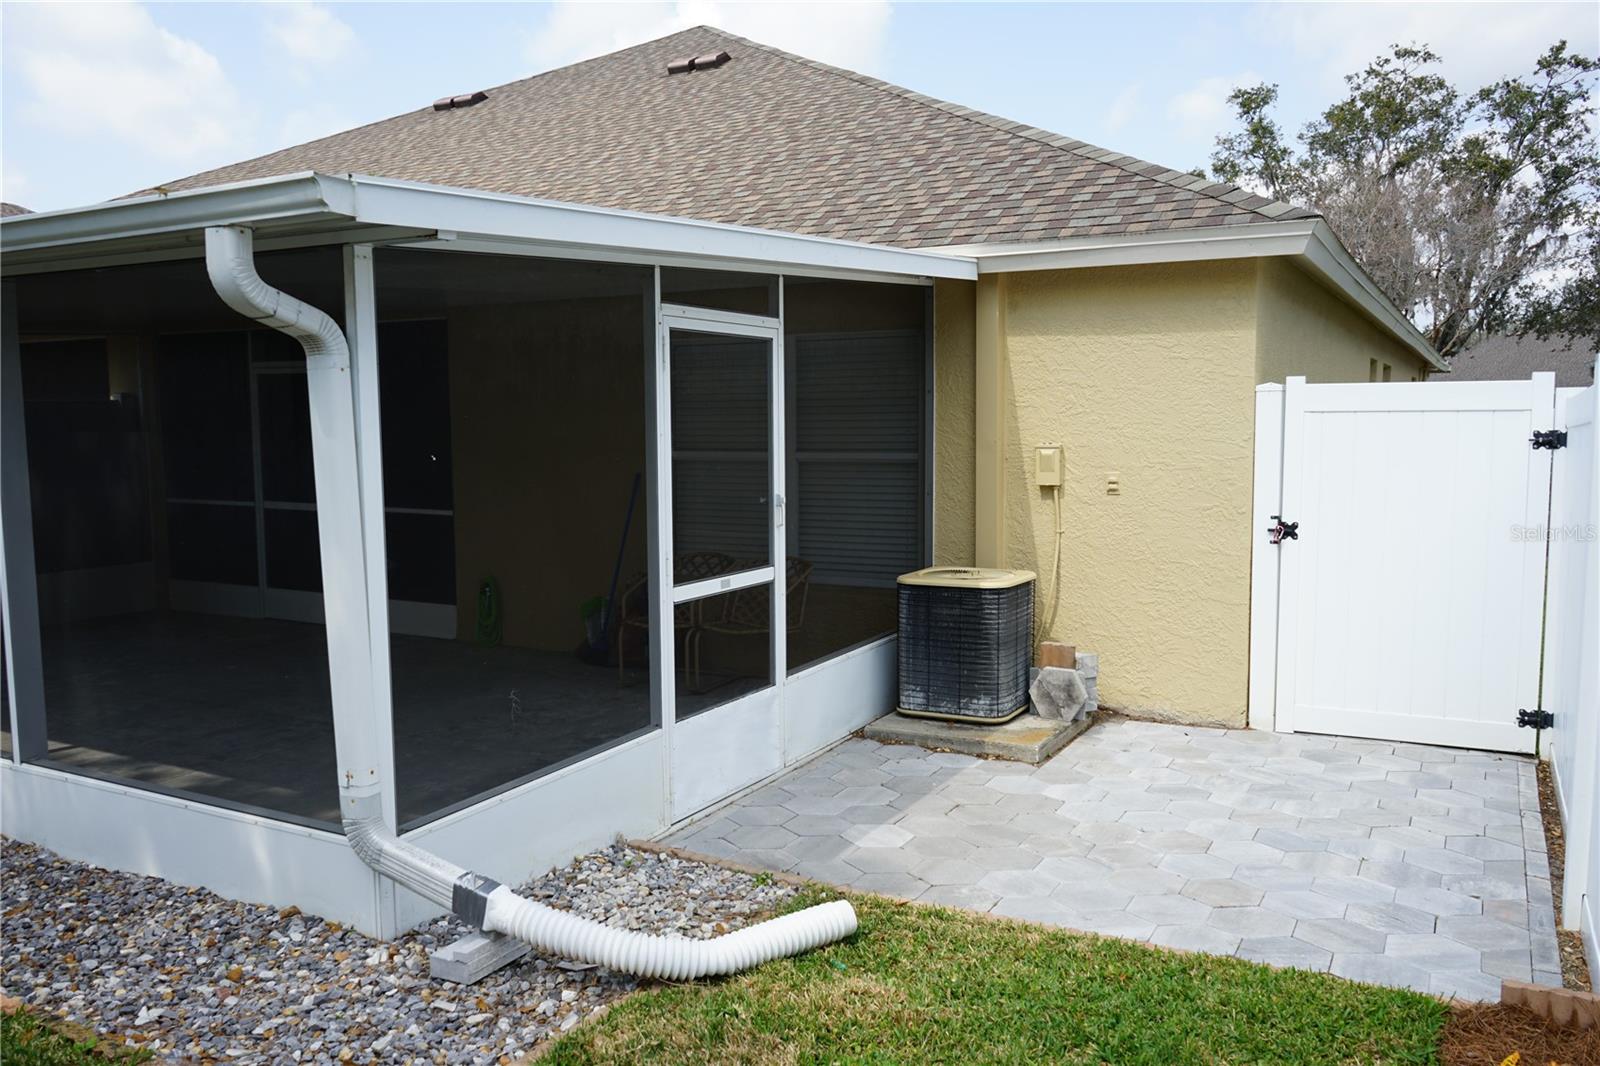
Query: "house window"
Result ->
[[783, 278, 929, 675]]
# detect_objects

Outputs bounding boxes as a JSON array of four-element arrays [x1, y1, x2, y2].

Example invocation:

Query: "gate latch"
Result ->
[[1531, 430, 1568, 450], [1267, 516, 1299, 545], [1517, 708, 1554, 729]]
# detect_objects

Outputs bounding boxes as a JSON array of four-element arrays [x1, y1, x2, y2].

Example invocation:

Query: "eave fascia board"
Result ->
[[344, 175, 977, 282], [1, 171, 976, 285], [392, 235, 937, 287], [1301, 220, 1444, 370], [940, 217, 1443, 371], [0, 225, 433, 277], [0, 172, 356, 256], [938, 219, 1319, 273]]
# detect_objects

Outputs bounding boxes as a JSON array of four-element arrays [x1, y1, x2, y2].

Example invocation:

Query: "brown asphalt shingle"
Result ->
[[1447, 334, 1596, 387], [144, 26, 1317, 249]]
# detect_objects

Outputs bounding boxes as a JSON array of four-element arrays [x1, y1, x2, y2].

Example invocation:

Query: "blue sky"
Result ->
[[3, 2, 1596, 213]]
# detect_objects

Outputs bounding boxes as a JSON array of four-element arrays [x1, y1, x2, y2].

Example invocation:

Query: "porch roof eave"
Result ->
[[0, 171, 979, 286]]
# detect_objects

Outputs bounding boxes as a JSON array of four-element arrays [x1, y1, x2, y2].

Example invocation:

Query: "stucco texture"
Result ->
[[1001, 262, 1260, 725], [1255, 257, 1429, 384], [932, 279, 977, 567], [929, 256, 1437, 727], [448, 297, 650, 651]]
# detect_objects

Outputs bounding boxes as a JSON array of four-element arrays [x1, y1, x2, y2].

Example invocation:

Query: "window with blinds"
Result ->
[[790, 330, 925, 587]]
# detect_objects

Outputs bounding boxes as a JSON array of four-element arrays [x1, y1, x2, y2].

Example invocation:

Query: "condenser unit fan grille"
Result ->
[[897, 568, 1034, 723]]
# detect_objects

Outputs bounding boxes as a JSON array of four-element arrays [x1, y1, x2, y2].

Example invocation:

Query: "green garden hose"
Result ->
[[476, 576, 502, 647]]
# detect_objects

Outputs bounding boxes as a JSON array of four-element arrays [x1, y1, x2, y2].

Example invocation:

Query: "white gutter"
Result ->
[[202, 224, 857, 978], [938, 219, 1442, 371], [3, 173, 357, 254], [2, 171, 975, 285], [937, 218, 1322, 273], [348, 175, 976, 282]]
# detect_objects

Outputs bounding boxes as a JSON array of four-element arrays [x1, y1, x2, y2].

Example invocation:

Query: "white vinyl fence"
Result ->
[[1544, 382, 1599, 978], [1252, 373, 1599, 976], [1252, 375, 1555, 753]]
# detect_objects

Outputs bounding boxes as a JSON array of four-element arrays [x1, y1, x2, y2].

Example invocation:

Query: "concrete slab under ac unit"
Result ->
[[862, 711, 1092, 764]]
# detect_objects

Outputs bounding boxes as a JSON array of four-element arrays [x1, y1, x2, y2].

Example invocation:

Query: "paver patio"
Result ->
[[663, 717, 1563, 1000]]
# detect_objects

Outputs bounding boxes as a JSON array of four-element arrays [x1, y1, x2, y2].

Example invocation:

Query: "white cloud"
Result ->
[[523, 1, 892, 76], [1258, 1, 1600, 95], [1103, 84, 1141, 134], [6, 2, 242, 163], [2, 166, 33, 208], [267, 3, 357, 66], [276, 104, 356, 149], [1167, 73, 1259, 137]]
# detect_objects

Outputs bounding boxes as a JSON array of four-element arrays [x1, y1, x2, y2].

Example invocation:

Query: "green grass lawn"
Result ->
[[542, 888, 1448, 1066], [0, 1009, 151, 1065]]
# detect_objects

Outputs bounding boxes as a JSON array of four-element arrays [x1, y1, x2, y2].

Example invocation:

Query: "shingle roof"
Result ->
[[0, 202, 32, 218], [145, 26, 1316, 249], [1446, 334, 1596, 387]]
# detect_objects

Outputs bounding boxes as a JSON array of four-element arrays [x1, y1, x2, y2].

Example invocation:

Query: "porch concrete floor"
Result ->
[[28, 611, 757, 828], [665, 717, 1563, 1000]]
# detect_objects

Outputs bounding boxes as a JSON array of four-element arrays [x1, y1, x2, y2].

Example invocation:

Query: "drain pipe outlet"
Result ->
[[202, 225, 858, 977]]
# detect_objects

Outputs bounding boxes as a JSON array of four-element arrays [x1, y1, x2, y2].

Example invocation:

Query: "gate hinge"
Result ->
[[1267, 516, 1299, 545], [1516, 708, 1554, 729], [1531, 430, 1568, 450]]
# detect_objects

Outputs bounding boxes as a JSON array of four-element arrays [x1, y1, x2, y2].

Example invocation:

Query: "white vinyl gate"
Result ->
[[1251, 374, 1557, 753], [1543, 382, 1599, 976]]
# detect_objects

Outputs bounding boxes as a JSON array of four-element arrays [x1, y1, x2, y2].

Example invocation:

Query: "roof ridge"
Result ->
[[697, 26, 1316, 225]]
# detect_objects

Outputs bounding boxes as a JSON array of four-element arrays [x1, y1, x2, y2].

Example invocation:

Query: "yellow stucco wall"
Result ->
[[448, 297, 650, 650], [929, 255, 1437, 727], [932, 278, 977, 567], [1001, 262, 1261, 725], [1255, 258, 1429, 384]]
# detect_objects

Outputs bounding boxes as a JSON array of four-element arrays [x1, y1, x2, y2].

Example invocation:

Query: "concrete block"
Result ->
[[429, 931, 532, 985], [1075, 652, 1099, 712], [1028, 666, 1088, 722]]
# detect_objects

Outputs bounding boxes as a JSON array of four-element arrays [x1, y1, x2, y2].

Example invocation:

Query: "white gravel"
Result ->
[[1, 837, 797, 1063]]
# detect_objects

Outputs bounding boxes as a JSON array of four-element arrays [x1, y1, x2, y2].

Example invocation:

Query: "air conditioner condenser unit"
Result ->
[[896, 567, 1035, 724]]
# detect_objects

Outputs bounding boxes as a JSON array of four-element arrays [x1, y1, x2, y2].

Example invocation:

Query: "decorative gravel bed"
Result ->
[[1, 838, 798, 1064]]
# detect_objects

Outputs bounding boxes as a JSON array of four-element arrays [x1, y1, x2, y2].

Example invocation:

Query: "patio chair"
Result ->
[[616, 550, 734, 682], [686, 557, 813, 690]]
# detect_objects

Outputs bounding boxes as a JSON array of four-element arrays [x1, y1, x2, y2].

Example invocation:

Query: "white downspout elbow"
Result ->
[[205, 226, 348, 365], [201, 225, 857, 976]]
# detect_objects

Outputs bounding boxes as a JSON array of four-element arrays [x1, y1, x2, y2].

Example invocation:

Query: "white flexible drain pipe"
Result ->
[[483, 888, 858, 981], [203, 225, 858, 978]]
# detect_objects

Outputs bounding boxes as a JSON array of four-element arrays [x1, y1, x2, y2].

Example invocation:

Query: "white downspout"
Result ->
[[202, 225, 856, 978]]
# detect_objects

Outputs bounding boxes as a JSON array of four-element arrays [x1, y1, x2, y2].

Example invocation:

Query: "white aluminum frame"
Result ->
[[1, 280, 46, 764], [657, 303, 787, 820], [0, 172, 974, 285], [0, 174, 942, 935]]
